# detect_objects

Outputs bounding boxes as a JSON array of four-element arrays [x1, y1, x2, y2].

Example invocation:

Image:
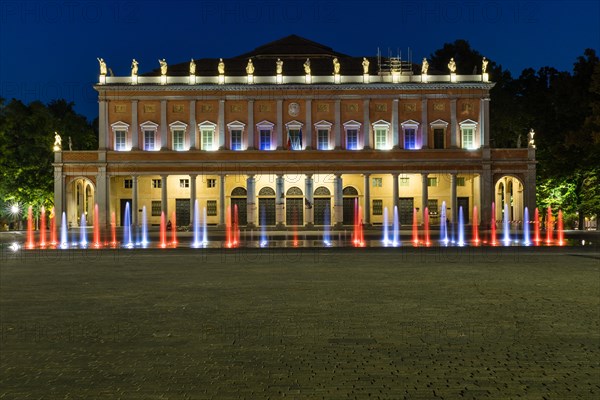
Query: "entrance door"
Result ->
[[231, 198, 248, 225], [434, 129, 445, 149], [119, 198, 132, 226], [399, 197, 414, 225], [313, 198, 331, 225], [343, 197, 358, 225], [258, 198, 276, 226], [458, 197, 470, 223], [286, 198, 304, 225], [175, 198, 190, 226]]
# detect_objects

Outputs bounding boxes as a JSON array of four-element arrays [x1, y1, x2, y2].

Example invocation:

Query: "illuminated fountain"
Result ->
[[80, 213, 88, 247], [382, 207, 389, 245], [26, 206, 34, 249], [171, 211, 177, 246], [110, 212, 117, 246], [423, 207, 431, 246], [557, 210, 564, 246], [440, 201, 448, 245], [292, 209, 299, 247], [260, 205, 268, 247], [352, 199, 364, 247], [457, 206, 465, 247], [192, 200, 203, 248], [93, 204, 101, 247], [60, 212, 68, 249], [503, 203, 511, 246], [140, 206, 148, 248], [159, 212, 167, 248], [412, 208, 419, 246], [472, 205, 480, 245], [534, 207, 541, 244], [392, 206, 400, 246], [323, 207, 331, 246], [523, 207, 531, 246], [490, 202, 497, 246], [39, 206, 46, 247], [123, 202, 133, 248], [49, 207, 57, 246]]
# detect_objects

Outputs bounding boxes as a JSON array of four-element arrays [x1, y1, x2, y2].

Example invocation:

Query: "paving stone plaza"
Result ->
[[1, 245, 598, 399]]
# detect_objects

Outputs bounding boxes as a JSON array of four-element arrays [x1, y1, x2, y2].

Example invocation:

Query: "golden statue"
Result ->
[[218, 58, 225, 74], [276, 58, 283, 74], [528, 129, 536, 148], [421, 58, 429, 75], [97, 58, 107, 76], [159, 59, 167, 76], [131, 59, 139, 76], [246, 59, 255, 74], [53, 132, 62, 151], [482, 57, 488, 74], [333, 58, 340, 74], [448, 57, 456, 73], [189, 59, 196, 75], [304, 58, 311, 75], [362, 57, 369, 74]]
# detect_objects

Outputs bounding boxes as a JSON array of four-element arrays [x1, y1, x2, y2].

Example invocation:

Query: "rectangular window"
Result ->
[[372, 199, 383, 216], [115, 131, 127, 151], [317, 129, 329, 150], [457, 177, 466, 186], [427, 199, 439, 215], [151, 201, 161, 216], [230, 129, 242, 150], [152, 179, 162, 189], [172, 130, 185, 151], [374, 129, 387, 150], [179, 179, 189, 188], [207, 178, 216, 188], [288, 129, 302, 150], [433, 128, 445, 149], [144, 130, 156, 151], [399, 177, 410, 187], [346, 129, 358, 150], [124, 179, 133, 189], [372, 177, 382, 187], [427, 177, 437, 187], [206, 200, 217, 216], [259, 130, 271, 150], [404, 128, 416, 150], [462, 128, 475, 149], [202, 130, 214, 150]]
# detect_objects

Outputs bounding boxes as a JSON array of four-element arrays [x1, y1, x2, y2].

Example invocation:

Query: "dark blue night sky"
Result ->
[[1, 0, 598, 121]]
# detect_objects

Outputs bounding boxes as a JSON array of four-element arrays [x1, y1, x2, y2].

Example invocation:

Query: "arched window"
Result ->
[[314, 186, 331, 196], [343, 186, 359, 196], [286, 187, 303, 196], [231, 187, 247, 196], [259, 187, 276, 196]]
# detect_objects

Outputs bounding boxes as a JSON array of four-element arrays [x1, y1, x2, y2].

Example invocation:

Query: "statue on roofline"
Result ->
[[304, 58, 311, 75], [362, 57, 369, 74], [421, 58, 429, 75], [448, 57, 456, 73], [97, 58, 107, 76], [276, 58, 283, 74], [131, 59, 139, 76], [218, 58, 225, 74], [189, 59, 196, 75], [159, 59, 167, 76], [246, 59, 255, 75], [333, 58, 340, 74], [482, 57, 488, 74]]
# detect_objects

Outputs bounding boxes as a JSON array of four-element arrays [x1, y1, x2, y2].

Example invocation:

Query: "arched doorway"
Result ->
[[313, 186, 331, 225], [67, 177, 95, 227], [495, 176, 524, 222], [285, 187, 304, 226], [231, 187, 247, 226], [258, 187, 276, 226], [342, 186, 359, 225]]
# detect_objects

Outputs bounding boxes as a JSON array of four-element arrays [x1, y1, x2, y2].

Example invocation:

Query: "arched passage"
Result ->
[[285, 187, 304, 226], [342, 186, 360, 225], [67, 177, 95, 227], [313, 186, 331, 225], [258, 187, 276, 226], [494, 175, 524, 223]]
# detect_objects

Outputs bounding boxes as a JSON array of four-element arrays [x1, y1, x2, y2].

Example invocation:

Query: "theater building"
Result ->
[[53, 35, 536, 231]]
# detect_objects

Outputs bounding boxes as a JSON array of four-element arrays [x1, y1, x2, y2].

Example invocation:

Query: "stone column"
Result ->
[[246, 175, 256, 228], [421, 98, 428, 148], [450, 173, 457, 223], [450, 99, 458, 148], [422, 173, 429, 223], [95, 166, 108, 231], [363, 173, 371, 225], [480, 166, 493, 228], [132, 175, 138, 226], [54, 166, 64, 219], [189, 174, 197, 226], [131, 100, 139, 150], [276, 99, 283, 149], [98, 100, 108, 150], [363, 99, 370, 149], [305, 99, 312, 149], [392, 99, 399, 148], [481, 98, 490, 147], [275, 174, 285, 227], [305, 174, 314, 227], [189, 100, 197, 150], [392, 173, 399, 213], [218, 99, 225, 149], [334, 100, 341, 149], [333, 174, 343, 227], [160, 100, 167, 150], [161, 175, 168, 218], [247, 100, 254, 149], [219, 174, 226, 227]]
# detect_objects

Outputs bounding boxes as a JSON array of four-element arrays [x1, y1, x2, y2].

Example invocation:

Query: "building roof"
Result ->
[[142, 34, 416, 77]]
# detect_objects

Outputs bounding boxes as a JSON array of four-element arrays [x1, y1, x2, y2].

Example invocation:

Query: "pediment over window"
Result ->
[[314, 120, 333, 129], [285, 120, 304, 129], [111, 121, 130, 131], [169, 120, 188, 130], [343, 120, 361, 129], [401, 119, 420, 127], [256, 120, 275, 129], [429, 119, 449, 127], [198, 120, 217, 129], [372, 119, 390, 128], [140, 121, 159, 130], [459, 119, 478, 127], [227, 120, 246, 130]]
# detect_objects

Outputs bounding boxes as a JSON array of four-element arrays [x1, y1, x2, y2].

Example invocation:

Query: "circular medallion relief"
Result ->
[[288, 102, 300, 117]]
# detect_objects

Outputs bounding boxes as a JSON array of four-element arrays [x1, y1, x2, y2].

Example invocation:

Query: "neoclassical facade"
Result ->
[[54, 35, 536, 231]]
